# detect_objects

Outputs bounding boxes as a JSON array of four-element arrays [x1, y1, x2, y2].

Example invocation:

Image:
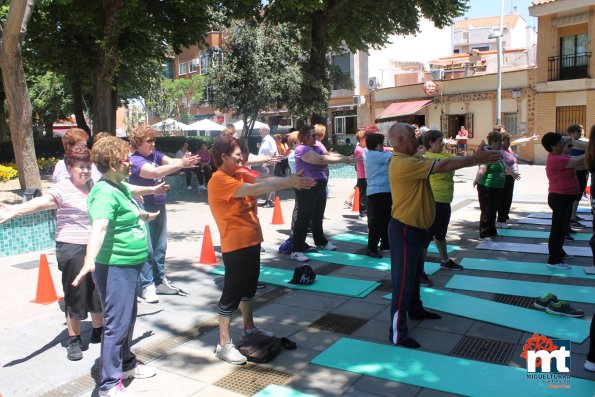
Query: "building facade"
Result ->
[[529, 0, 595, 163]]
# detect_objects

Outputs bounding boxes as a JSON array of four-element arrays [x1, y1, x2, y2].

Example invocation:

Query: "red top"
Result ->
[[546, 154, 579, 195]]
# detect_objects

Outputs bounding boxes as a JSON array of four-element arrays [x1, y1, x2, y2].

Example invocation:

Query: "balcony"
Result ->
[[548, 52, 591, 81]]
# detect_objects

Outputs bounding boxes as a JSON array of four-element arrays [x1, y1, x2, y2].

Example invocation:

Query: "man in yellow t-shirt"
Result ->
[[387, 123, 501, 348]]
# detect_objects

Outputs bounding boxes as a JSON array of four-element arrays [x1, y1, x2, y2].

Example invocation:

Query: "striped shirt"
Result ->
[[48, 179, 91, 244]]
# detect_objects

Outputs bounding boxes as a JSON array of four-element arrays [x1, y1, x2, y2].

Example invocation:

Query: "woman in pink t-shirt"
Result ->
[[354, 130, 367, 218], [542, 133, 584, 269]]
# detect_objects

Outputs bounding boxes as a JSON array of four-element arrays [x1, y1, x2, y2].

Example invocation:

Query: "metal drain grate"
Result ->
[[308, 313, 367, 335], [11, 260, 41, 270], [450, 335, 515, 365], [492, 294, 537, 310], [214, 365, 293, 396], [316, 263, 343, 275], [376, 279, 392, 292]]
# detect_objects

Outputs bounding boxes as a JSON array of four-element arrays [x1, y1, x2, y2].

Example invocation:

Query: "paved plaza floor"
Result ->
[[0, 164, 593, 396]]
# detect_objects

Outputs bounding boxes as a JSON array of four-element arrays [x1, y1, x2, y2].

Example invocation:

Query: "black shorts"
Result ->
[[218, 244, 261, 316], [56, 242, 102, 320], [427, 202, 452, 243]]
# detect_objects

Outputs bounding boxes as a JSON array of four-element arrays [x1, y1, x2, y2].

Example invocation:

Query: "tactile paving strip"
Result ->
[[308, 313, 367, 335], [214, 365, 293, 396], [450, 335, 515, 365]]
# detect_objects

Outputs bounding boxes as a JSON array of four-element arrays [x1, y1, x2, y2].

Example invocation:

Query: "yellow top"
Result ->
[[389, 153, 436, 229]]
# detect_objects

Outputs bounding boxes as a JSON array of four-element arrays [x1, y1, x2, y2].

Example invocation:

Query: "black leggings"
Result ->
[[367, 192, 391, 250], [218, 244, 260, 316]]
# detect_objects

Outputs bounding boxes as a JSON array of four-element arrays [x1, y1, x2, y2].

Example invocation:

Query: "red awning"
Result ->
[[376, 99, 433, 120]]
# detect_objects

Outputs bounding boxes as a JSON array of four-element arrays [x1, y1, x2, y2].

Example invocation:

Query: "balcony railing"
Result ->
[[548, 52, 591, 81]]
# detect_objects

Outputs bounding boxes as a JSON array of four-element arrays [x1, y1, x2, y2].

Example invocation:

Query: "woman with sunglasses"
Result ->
[[73, 136, 160, 396], [290, 126, 358, 262], [128, 125, 199, 303]]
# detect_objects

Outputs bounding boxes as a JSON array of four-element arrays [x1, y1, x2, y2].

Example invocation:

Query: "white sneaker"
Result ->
[[546, 262, 571, 270], [290, 252, 309, 262], [199, 185, 208, 191], [585, 359, 595, 372], [142, 284, 159, 303], [496, 222, 511, 229], [317, 242, 337, 251], [155, 278, 178, 295], [215, 342, 247, 365], [186, 186, 193, 191], [122, 361, 157, 379], [99, 380, 133, 396]]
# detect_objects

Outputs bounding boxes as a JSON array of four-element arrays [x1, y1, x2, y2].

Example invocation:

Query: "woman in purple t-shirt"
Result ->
[[290, 126, 358, 262]]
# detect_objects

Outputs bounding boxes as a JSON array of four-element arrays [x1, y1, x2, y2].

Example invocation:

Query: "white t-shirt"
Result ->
[[258, 134, 277, 157]]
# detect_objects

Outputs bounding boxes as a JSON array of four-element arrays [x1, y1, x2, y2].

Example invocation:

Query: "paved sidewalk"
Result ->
[[0, 164, 593, 397]]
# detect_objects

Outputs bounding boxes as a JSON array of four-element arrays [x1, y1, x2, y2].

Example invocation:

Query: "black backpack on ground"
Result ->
[[238, 334, 297, 363]]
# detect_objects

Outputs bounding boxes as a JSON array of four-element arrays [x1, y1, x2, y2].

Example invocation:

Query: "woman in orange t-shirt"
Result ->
[[208, 135, 315, 365]]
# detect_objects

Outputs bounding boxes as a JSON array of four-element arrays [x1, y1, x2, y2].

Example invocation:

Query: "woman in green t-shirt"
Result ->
[[73, 136, 160, 397]]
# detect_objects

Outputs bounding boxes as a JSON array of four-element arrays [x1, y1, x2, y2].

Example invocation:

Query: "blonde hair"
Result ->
[[129, 125, 156, 149], [314, 124, 326, 140], [92, 136, 130, 173], [287, 131, 299, 145], [355, 130, 366, 142], [93, 132, 112, 146], [222, 128, 235, 137]]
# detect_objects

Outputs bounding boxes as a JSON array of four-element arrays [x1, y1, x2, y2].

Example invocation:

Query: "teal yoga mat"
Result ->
[[210, 266, 379, 298], [332, 233, 460, 254], [305, 250, 440, 275], [253, 385, 314, 397], [446, 274, 595, 304], [460, 258, 595, 279], [382, 289, 589, 343], [497, 228, 591, 241], [312, 338, 595, 397]]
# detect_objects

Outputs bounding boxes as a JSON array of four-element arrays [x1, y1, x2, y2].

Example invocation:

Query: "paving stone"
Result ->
[[349, 320, 390, 343], [414, 313, 473, 334], [330, 300, 385, 320], [465, 321, 523, 344], [409, 328, 464, 354], [190, 385, 245, 397], [286, 364, 361, 396], [254, 303, 327, 327], [125, 367, 208, 396], [288, 327, 343, 352], [275, 291, 347, 312]]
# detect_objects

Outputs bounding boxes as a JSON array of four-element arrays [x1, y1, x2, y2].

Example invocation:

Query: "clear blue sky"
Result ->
[[461, 0, 536, 27]]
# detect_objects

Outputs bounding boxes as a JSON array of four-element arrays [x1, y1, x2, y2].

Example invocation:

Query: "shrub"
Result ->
[[38, 157, 59, 175], [0, 164, 18, 182]]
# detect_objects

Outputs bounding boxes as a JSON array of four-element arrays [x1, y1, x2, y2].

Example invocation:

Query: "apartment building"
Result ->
[[529, 0, 595, 163]]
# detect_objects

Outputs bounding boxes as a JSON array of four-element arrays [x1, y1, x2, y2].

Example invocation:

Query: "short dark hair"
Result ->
[[365, 133, 384, 149], [567, 124, 582, 135], [64, 143, 91, 168], [422, 130, 444, 149], [541, 132, 562, 153], [211, 135, 241, 168], [487, 130, 503, 145], [298, 125, 314, 144]]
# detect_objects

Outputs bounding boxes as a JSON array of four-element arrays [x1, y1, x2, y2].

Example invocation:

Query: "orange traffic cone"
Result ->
[[352, 187, 360, 213], [199, 225, 217, 264], [32, 254, 60, 304], [271, 196, 284, 225], [586, 185, 591, 198]]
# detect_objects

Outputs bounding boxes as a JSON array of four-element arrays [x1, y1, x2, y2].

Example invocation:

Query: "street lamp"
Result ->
[[488, 0, 505, 126]]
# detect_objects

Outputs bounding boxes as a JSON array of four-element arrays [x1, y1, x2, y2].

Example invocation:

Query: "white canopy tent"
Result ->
[[151, 118, 188, 132], [184, 119, 225, 132], [232, 120, 269, 132]]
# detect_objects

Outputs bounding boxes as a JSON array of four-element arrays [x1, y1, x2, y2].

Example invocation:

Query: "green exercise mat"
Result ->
[[305, 250, 440, 275], [332, 233, 460, 254], [210, 266, 379, 298], [460, 258, 595, 279], [311, 338, 595, 397], [446, 274, 595, 304], [253, 385, 314, 397], [382, 289, 589, 343], [497, 228, 591, 241]]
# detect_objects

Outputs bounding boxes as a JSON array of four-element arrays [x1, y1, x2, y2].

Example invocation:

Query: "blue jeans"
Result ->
[[139, 203, 167, 288], [92, 263, 141, 392]]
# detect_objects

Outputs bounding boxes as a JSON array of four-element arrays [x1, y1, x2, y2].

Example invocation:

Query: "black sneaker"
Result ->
[[366, 249, 382, 259], [564, 234, 575, 241], [256, 281, 266, 289], [67, 336, 83, 361], [440, 259, 463, 270], [546, 300, 584, 317], [90, 327, 103, 344], [420, 272, 434, 287], [262, 200, 275, 208], [533, 292, 558, 310]]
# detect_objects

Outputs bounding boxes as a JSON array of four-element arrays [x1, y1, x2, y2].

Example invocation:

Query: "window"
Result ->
[[334, 115, 357, 135], [561, 33, 588, 67], [178, 62, 187, 76], [441, 113, 474, 139], [331, 53, 352, 90], [202, 85, 213, 103], [471, 46, 489, 52], [502, 113, 517, 135], [162, 61, 174, 79], [200, 51, 210, 75], [189, 59, 198, 73], [556, 106, 586, 134]]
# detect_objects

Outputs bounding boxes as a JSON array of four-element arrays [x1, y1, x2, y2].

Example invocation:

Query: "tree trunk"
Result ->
[[0, 92, 9, 142], [92, 0, 123, 135], [71, 78, 90, 133], [0, 0, 41, 190]]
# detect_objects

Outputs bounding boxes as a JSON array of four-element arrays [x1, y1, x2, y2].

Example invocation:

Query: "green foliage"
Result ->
[[37, 156, 59, 175], [28, 72, 73, 135], [207, 21, 304, 136], [145, 74, 205, 123]]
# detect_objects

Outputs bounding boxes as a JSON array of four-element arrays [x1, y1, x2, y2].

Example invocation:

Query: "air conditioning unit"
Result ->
[[353, 95, 365, 106], [431, 69, 444, 81], [368, 77, 378, 90]]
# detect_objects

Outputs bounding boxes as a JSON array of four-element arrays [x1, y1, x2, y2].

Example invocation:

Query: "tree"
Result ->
[[145, 74, 205, 125], [0, 0, 41, 189], [29, 71, 73, 138], [208, 21, 303, 137], [263, 0, 468, 116]]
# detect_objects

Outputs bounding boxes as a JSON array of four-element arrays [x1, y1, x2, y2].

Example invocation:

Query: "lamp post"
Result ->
[[488, 0, 505, 126]]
